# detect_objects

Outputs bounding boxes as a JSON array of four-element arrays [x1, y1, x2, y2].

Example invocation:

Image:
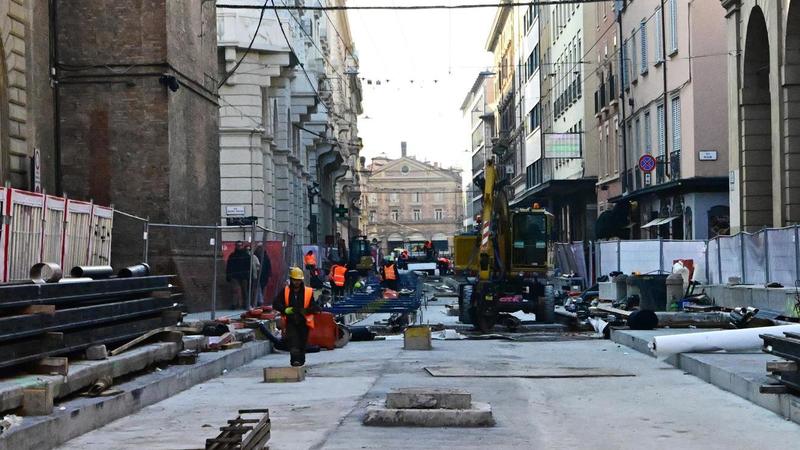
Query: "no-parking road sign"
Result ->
[[638, 154, 656, 173]]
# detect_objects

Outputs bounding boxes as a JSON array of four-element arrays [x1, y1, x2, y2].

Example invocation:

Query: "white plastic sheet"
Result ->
[[743, 232, 766, 284], [766, 228, 797, 286], [619, 240, 660, 274], [719, 236, 743, 284], [649, 325, 800, 358]]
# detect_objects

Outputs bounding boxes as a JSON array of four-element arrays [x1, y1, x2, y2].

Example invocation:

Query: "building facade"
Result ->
[[720, 0, 800, 233], [217, 0, 362, 246], [460, 72, 496, 230], [362, 146, 463, 253], [512, 2, 597, 243], [608, 0, 729, 240], [589, 1, 625, 238], [0, 1, 56, 191]]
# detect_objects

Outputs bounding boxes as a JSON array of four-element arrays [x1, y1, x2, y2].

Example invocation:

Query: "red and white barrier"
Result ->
[[0, 188, 115, 282]]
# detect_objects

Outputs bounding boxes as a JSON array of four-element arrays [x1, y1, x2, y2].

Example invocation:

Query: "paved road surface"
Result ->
[[58, 333, 800, 450]]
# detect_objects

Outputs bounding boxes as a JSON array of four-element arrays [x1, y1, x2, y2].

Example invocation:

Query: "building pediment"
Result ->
[[369, 157, 460, 182]]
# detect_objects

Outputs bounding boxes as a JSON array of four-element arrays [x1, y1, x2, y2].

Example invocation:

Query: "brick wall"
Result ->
[[56, 0, 220, 311]]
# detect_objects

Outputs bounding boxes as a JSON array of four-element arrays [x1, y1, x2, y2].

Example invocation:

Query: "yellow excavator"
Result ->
[[461, 158, 554, 333]]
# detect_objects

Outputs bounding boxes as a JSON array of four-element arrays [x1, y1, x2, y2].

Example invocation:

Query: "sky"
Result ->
[[346, 0, 495, 184]]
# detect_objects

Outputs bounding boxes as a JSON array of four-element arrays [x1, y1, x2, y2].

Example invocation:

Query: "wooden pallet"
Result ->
[[205, 409, 271, 450]]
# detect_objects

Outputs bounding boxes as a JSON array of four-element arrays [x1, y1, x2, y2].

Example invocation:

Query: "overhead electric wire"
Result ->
[[217, 0, 270, 88], [218, 1, 624, 12]]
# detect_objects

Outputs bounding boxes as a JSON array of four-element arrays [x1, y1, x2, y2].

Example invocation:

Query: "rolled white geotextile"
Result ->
[[648, 325, 800, 358]]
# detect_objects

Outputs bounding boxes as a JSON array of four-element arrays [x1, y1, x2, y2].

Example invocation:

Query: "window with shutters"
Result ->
[[657, 103, 665, 156], [391, 210, 399, 221], [671, 96, 682, 153], [635, 117, 641, 155], [644, 111, 652, 154], [413, 209, 421, 221], [630, 30, 638, 82], [435, 209, 443, 221], [412, 192, 421, 203], [655, 7, 664, 63], [668, 0, 678, 54], [369, 211, 376, 223], [640, 20, 648, 75]]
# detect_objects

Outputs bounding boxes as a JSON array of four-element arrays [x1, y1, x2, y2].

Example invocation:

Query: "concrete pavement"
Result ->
[[57, 335, 800, 450]]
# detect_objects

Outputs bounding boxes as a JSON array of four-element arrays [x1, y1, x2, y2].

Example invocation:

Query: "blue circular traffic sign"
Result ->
[[639, 154, 656, 173]]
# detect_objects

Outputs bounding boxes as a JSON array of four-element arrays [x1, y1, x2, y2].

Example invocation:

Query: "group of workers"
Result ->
[[272, 246, 403, 367]]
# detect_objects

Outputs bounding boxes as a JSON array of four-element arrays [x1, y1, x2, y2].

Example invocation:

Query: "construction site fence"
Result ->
[[555, 225, 800, 289], [115, 220, 297, 318], [0, 187, 113, 283]]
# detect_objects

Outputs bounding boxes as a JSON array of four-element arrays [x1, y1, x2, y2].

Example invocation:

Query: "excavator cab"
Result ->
[[510, 209, 553, 273]]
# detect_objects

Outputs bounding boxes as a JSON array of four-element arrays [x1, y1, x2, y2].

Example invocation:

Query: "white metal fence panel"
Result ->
[[743, 232, 766, 284], [89, 206, 113, 266], [63, 200, 93, 271], [599, 241, 619, 275], [619, 240, 661, 274], [766, 228, 797, 286], [661, 240, 708, 283], [6, 191, 45, 281], [42, 195, 66, 266], [718, 235, 742, 284], [707, 239, 720, 284]]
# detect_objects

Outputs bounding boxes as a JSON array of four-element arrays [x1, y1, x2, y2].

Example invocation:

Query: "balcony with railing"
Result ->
[[472, 126, 485, 152]]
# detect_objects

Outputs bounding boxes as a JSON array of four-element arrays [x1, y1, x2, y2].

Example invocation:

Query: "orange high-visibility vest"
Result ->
[[304, 253, 317, 266], [330, 265, 346, 287], [284, 286, 315, 328], [384, 264, 397, 281]]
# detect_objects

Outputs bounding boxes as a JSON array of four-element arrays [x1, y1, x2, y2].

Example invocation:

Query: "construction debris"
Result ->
[[761, 331, 800, 395], [205, 409, 271, 450]]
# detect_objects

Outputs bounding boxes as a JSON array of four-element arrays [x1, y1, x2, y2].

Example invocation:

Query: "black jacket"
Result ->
[[273, 284, 321, 326], [226, 249, 250, 281], [259, 252, 272, 289]]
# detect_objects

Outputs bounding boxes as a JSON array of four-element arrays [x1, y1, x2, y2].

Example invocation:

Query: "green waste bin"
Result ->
[[626, 274, 668, 311]]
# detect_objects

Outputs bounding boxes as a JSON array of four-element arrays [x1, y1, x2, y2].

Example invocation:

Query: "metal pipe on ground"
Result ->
[[117, 263, 151, 278], [70, 265, 114, 279], [30, 263, 63, 284]]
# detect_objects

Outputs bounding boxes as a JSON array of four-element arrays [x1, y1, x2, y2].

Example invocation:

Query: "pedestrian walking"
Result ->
[[225, 241, 250, 309], [254, 244, 271, 306], [273, 267, 320, 367]]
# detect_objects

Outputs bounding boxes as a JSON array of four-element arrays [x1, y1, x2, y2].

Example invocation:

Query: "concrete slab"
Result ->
[[0, 342, 181, 414], [57, 338, 800, 450], [0, 341, 270, 450], [363, 402, 494, 427], [385, 388, 471, 409]]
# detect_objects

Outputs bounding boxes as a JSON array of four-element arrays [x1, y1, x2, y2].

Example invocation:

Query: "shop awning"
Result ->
[[641, 218, 662, 229], [641, 216, 681, 228]]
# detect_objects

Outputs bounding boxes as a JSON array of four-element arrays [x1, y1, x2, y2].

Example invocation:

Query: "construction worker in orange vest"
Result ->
[[304, 250, 317, 271], [273, 267, 320, 367], [382, 259, 399, 291], [329, 263, 347, 299]]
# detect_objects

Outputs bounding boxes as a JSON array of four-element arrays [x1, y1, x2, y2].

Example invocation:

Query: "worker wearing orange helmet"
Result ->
[[273, 267, 320, 366]]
